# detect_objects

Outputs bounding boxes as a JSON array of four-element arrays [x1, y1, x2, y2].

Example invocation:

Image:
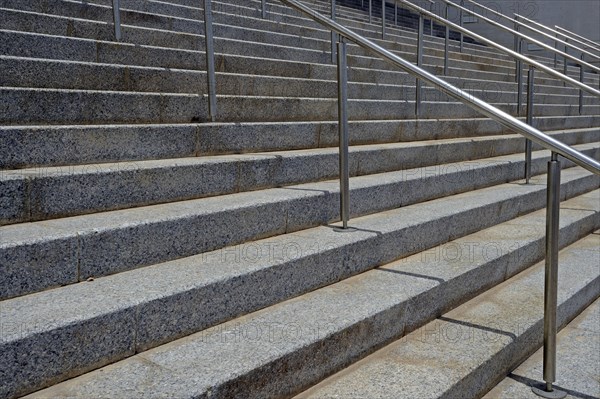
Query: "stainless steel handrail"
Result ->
[[512, 13, 600, 61], [399, 0, 600, 97], [556, 26, 600, 51], [444, 0, 600, 73], [277, 0, 600, 176], [460, 0, 600, 62], [271, 4, 599, 397], [514, 14, 600, 56]]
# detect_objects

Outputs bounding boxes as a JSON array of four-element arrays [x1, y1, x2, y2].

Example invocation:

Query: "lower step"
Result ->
[[16, 194, 599, 399], [484, 295, 600, 399], [296, 232, 600, 399]]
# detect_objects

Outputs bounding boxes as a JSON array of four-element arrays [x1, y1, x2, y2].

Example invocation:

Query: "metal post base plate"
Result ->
[[333, 226, 357, 233], [532, 386, 567, 399]]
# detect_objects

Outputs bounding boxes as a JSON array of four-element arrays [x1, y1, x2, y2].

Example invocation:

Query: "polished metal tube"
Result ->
[[579, 54, 584, 114], [112, 0, 122, 41], [444, 3, 449, 75], [337, 41, 350, 229], [517, 57, 523, 116], [525, 66, 535, 183], [401, 0, 600, 97], [331, 0, 337, 63], [556, 25, 600, 51], [416, 14, 424, 117], [514, 18, 519, 82], [443, 0, 600, 74], [204, 0, 217, 122], [382, 0, 386, 39], [279, 0, 600, 175], [543, 152, 561, 393], [459, 0, 464, 53], [515, 13, 600, 61]]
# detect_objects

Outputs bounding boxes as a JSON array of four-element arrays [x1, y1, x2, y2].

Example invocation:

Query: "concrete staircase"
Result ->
[[0, 0, 598, 398]]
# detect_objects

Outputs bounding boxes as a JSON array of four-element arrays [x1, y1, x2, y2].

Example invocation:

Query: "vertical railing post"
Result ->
[[204, 0, 217, 122], [415, 13, 424, 117], [516, 52, 523, 116], [395, 2, 397, 25], [459, 0, 464, 53], [444, 3, 449, 75], [331, 0, 337, 64], [382, 0, 386, 39], [112, 0, 122, 41], [532, 152, 566, 399], [525, 66, 535, 183], [262, 0, 266, 19], [579, 54, 584, 115], [514, 18, 522, 83], [563, 39, 568, 78], [369, 0, 372, 23], [553, 33, 559, 68], [337, 39, 350, 229]]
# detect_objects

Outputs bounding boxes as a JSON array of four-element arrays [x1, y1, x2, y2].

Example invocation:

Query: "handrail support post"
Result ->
[[112, 0, 122, 41], [262, 0, 267, 18], [204, 0, 217, 122], [459, 0, 464, 52], [337, 39, 350, 229], [444, 3, 449, 75], [415, 13, 424, 117], [382, 0, 386, 39], [525, 66, 535, 183], [579, 54, 584, 114], [532, 152, 566, 399], [331, 0, 337, 63]]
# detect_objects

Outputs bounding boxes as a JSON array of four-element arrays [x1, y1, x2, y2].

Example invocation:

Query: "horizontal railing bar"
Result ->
[[555, 26, 600, 51], [462, 0, 600, 59], [514, 13, 600, 56], [513, 13, 600, 60], [279, 0, 600, 175], [442, 0, 600, 73], [398, 0, 600, 97]]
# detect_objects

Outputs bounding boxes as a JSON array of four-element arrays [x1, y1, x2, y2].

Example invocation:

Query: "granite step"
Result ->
[[3, 86, 598, 125], [1, 157, 598, 299], [483, 295, 600, 399], [8, 191, 598, 399], [0, 23, 530, 87], [1, 131, 598, 226], [2, 56, 598, 106], [0, 5, 524, 73], [296, 231, 600, 399], [3, 117, 598, 169], [0, 0, 514, 64]]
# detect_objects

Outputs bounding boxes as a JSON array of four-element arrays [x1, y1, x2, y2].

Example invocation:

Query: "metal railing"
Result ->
[[201, 2, 599, 396], [398, 0, 599, 183], [555, 26, 600, 52], [112, 0, 122, 41]]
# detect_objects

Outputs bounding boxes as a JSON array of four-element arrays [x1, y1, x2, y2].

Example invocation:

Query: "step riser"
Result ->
[[0, 9, 529, 77], [2, 158, 598, 301], [3, 191, 598, 399], [4, 88, 598, 125], [2, 132, 598, 227], [2, 116, 597, 170], [3, 58, 598, 106]]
